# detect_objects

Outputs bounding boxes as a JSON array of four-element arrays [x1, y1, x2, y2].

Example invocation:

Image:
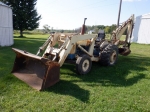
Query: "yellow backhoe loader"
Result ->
[[11, 15, 134, 90]]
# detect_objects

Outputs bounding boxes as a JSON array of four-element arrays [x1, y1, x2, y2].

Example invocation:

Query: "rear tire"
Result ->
[[76, 55, 92, 75], [100, 44, 118, 66]]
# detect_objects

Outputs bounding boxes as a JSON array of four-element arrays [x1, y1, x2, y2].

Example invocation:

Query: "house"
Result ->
[[88, 30, 95, 34], [131, 13, 150, 44], [0, 1, 13, 46]]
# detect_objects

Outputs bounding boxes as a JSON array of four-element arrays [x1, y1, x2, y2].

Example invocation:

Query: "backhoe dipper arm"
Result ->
[[111, 14, 134, 46]]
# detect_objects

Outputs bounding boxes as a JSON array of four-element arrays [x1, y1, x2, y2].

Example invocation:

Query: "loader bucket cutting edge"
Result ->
[[11, 48, 60, 91]]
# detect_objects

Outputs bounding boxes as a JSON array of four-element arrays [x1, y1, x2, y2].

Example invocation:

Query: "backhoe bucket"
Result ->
[[11, 48, 60, 91], [119, 48, 131, 56]]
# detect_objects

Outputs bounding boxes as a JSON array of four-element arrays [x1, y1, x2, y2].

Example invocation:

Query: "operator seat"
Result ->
[[96, 29, 105, 42]]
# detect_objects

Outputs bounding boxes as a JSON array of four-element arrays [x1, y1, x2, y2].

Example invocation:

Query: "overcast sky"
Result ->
[[36, 0, 150, 29]]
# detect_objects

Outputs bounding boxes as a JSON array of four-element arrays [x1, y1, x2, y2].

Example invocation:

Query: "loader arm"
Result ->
[[58, 35, 97, 66], [43, 34, 97, 67], [36, 35, 52, 55]]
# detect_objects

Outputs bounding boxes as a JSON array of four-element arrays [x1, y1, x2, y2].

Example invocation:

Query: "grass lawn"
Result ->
[[0, 34, 150, 111]]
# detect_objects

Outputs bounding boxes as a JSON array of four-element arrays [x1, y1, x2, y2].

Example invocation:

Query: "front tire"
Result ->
[[76, 55, 92, 75]]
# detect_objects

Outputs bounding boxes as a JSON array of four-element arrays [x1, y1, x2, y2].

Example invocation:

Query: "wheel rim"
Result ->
[[82, 59, 90, 72], [110, 50, 117, 64]]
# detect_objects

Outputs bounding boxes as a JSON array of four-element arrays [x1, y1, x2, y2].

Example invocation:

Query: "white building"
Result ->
[[131, 13, 150, 44], [88, 30, 95, 34], [0, 2, 13, 46]]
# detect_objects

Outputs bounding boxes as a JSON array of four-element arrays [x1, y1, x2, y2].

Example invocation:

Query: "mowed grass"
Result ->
[[0, 34, 150, 111]]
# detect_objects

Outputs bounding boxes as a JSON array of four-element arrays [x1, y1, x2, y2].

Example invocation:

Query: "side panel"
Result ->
[[0, 5, 13, 46], [137, 18, 150, 44]]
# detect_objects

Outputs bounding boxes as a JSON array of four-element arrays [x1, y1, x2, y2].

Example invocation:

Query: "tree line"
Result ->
[[42, 24, 118, 34], [74, 24, 117, 34]]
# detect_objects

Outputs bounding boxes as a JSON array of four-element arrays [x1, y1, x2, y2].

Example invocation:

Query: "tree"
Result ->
[[43, 24, 50, 34], [97, 25, 105, 30], [60, 29, 64, 33], [110, 24, 117, 33], [75, 27, 81, 34], [1, 0, 41, 37], [104, 26, 111, 34], [94, 27, 99, 34]]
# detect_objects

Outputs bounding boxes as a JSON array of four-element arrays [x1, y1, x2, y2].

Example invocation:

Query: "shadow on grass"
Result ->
[[13, 36, 27, 38], [14, 36, 47, 41], [61, 55, 150, 87], [43, 55, 150, 102], [45, 80, 89, 102]]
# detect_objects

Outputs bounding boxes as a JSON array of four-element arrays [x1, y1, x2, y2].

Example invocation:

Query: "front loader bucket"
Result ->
[[11, 48, 60, 91]]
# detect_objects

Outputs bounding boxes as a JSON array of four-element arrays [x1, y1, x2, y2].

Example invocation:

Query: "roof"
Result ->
[[0, 1, 10, 8], [142, 13, 150, 19], [136, 13, 150, 19]]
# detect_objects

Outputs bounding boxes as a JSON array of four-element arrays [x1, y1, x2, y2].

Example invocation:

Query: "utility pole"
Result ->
[[117, 0, 122, 27]]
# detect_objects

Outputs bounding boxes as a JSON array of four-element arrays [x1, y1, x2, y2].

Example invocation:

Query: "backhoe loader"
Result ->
[[11, 15, 134, 90]]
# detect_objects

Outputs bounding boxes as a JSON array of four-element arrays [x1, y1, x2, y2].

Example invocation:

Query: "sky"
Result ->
[[36, 0, 150, 30]]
